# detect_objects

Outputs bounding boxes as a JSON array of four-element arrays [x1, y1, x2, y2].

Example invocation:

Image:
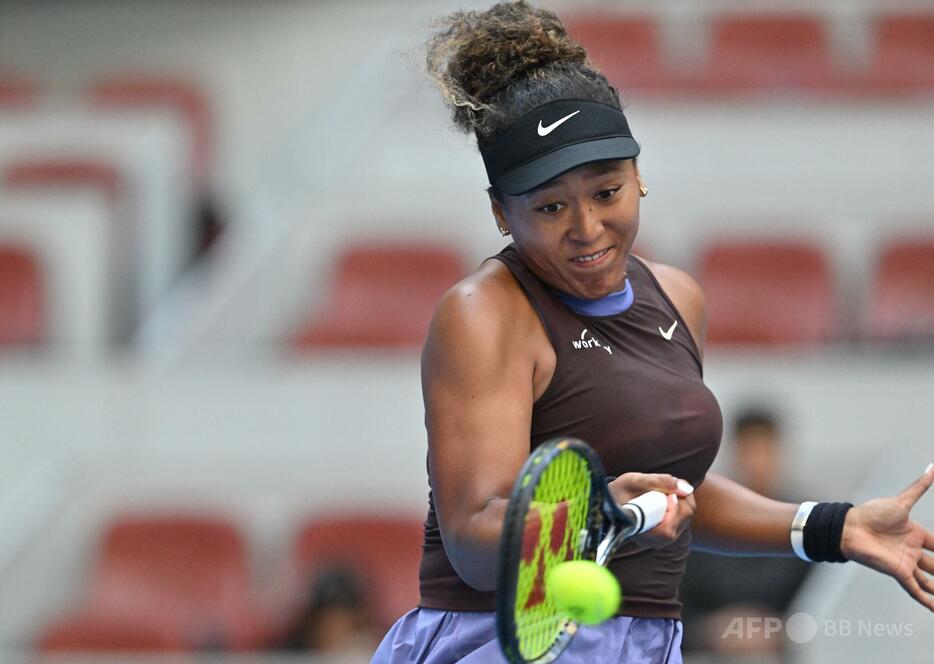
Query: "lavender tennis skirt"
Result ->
[[371, 608, 682, 664]]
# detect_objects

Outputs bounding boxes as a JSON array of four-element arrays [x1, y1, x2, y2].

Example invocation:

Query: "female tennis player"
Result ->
[[372, 3, 934, 662]]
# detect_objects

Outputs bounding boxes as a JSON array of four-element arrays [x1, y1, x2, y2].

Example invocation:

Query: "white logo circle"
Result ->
[[786, 612, 818, 644]]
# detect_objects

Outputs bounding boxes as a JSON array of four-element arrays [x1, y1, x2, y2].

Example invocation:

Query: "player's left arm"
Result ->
[[692, 464, 934, 611], [650, 260, 934, 611]]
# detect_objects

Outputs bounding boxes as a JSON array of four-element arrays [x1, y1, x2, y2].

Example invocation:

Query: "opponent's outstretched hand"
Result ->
[[840, 463, 934, 611]]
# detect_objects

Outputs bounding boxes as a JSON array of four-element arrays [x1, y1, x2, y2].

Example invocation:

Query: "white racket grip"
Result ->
[[622, 490, 668, 535]]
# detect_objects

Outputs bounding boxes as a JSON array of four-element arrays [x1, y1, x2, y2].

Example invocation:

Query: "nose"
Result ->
[[567, 203, 604, 245]]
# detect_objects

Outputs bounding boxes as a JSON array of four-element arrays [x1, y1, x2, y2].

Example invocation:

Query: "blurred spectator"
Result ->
[[192, 192, 225, 263], [282, 567, 379, 655], [730, 409, 786, 497], [680, 408, 811, 659]]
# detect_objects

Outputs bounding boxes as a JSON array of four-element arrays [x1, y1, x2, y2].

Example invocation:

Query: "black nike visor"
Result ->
[[480, 99, 641, 196]]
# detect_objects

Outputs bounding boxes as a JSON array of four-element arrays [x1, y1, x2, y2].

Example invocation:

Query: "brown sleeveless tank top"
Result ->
[[418, 244, 723, 619]]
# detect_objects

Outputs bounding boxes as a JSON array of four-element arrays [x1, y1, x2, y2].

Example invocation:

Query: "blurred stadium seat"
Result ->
[[2, 159, 135, 342], [76, 514, 260, 649], [699, 14, 834, 92], [291, 515, 422, 631], [564, 15, 673, 93], [3, 159, 121, 200], [0, 106, 198, 314], [0, 243, 43, 347], [38, 611, 189, 652], [0, 75, 38, 109], [700, 239, 836, 345], [863, 13, 934, 91], [292, 242, 467, 349], [85, 76, 223, 258], [865, 238, 934, 341], [86, 75, 213, 183], [0, 189, 119, 353]]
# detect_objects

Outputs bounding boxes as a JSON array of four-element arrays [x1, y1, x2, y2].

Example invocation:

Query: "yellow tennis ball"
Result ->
[[546, 560, 621, 625]]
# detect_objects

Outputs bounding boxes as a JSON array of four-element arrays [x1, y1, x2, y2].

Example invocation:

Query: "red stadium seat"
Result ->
[[85, 514, 259, 649], [698, 14, 834, 92], [863, 14, 934, 91], [85, 76, 222, 258], [292, 242, 467, 349], [292, 515, 423, 631], [3, 159, 122, 200], [0, 75, 38, 109], [3, 158, 138, 341], [699, 239, 836, 345], [38, 612, 189, 652], [563, 15, 673, 93], [865, 239, 934, 341], [0, 244, 44, 347], [86, 75, 214, 182]]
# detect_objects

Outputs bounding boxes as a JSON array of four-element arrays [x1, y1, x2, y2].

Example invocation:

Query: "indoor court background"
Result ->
[[0, 0, 932, 662]]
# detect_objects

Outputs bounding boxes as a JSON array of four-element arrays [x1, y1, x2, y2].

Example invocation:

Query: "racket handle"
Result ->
[[621, 490, 668, 535]]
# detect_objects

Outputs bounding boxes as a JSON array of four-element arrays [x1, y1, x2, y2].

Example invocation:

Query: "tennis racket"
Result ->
[[496, 437, 668, 664]]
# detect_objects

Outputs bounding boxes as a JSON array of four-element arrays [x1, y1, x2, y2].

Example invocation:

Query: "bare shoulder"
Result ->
[[639, 258, 707, 356], [641, 260, 705, 310], [424, 258, 543, 378], [429, 258, 537, 343]]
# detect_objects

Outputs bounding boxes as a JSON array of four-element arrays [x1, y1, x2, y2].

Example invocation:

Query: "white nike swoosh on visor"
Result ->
[[537, 110, 581, 137]]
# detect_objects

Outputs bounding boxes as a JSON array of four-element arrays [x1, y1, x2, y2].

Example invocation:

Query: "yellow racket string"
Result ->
[[514, 447, 592, 661]]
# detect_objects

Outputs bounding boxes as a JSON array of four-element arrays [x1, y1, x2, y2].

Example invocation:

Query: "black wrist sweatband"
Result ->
[[803, 501, 854, 563]]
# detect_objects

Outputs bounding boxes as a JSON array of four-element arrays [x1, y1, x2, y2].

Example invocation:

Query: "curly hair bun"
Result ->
[[426, 1, 589, 135]]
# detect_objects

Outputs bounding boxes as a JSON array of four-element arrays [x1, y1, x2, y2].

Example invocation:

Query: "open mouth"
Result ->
[[570, 247, 612, 264]]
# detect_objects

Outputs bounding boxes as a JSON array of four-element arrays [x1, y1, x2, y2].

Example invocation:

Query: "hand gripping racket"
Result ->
[[496, 438, 668, 664]]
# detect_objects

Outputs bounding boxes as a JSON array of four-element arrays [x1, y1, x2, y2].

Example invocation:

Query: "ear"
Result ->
[[632, 160, 645, 190], [488, 191, 510, 236]]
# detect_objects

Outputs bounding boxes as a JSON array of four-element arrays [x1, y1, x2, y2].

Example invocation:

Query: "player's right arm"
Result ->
[[421, 262, 541, 591]]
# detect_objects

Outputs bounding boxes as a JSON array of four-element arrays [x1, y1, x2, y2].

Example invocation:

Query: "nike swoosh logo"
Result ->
[[659, 321, 678, 340], [537, 110, 580, 137]]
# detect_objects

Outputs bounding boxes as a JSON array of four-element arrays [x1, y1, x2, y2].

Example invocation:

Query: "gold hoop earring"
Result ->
[[499, 227, 511, 237], [639, 184, 648, 198]]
